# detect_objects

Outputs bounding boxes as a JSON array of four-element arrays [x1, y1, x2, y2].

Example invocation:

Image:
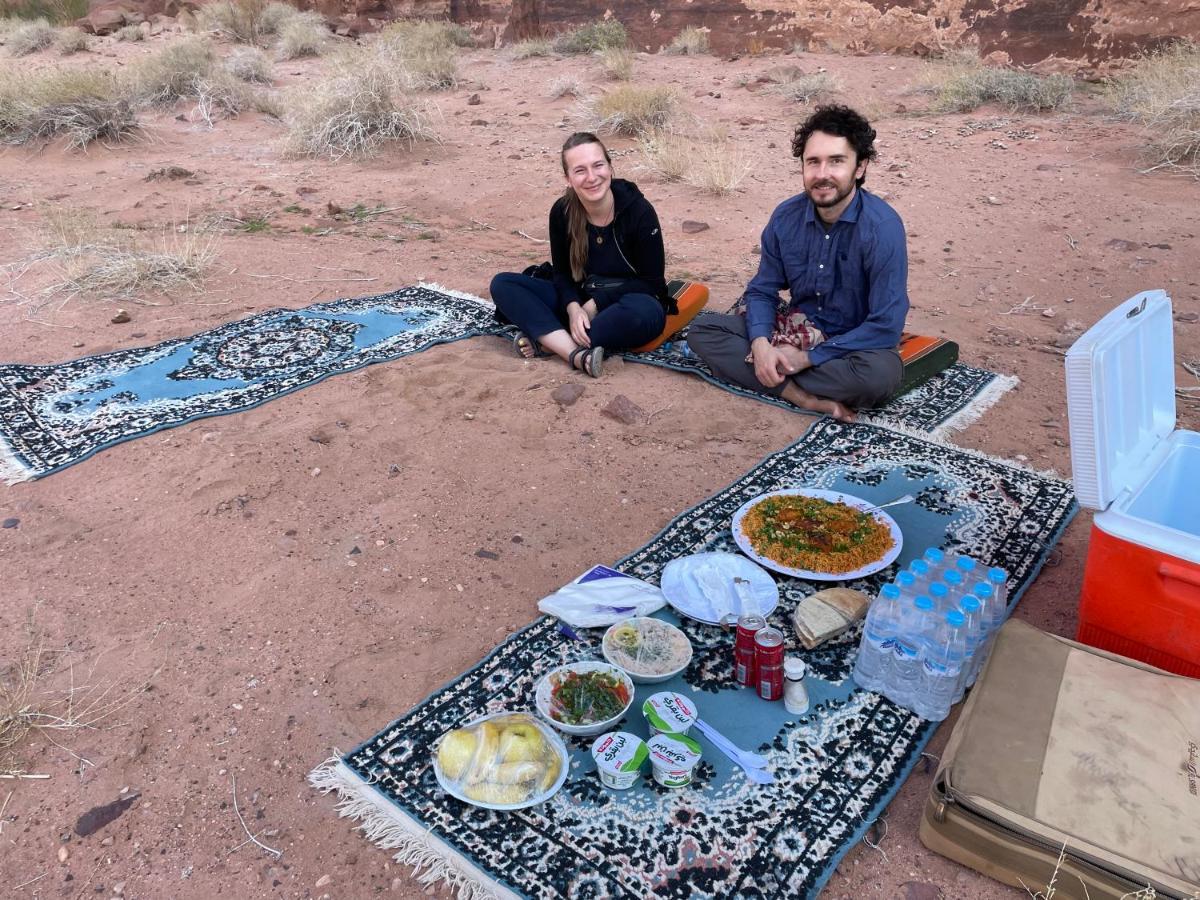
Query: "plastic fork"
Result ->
[[860, 493, 915, 515]]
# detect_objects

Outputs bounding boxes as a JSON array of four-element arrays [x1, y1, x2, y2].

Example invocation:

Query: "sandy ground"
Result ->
[[1, 27, 1199, 900]]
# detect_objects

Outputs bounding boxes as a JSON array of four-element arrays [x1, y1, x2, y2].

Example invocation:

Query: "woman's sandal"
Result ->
[[568, 346, 604, 378], [513, 331, 549, 359]]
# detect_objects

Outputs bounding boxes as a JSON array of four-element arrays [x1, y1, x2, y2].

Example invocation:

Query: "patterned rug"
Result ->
[[623, 338, 1017, 441], [311, 420, 1077, 900], [0, 285, 498, 483]]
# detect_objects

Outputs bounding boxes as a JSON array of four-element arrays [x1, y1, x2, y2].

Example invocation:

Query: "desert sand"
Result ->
[[1, 25, 1198, 900]]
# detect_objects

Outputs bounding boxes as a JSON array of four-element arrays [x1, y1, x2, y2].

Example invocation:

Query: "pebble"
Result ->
[[551, 383, 585, 407], [466, 93, 481, 105], [113, 881, 126, 895], [463, 411, 475, 420], [681, 220, 710, 234], [315, 874, 332, 888], [2, 517, 18, 529], [110, 309, 131, 324], [602, 395, 647, 425], [902, 882, 943, 900], [310, 467, 321, 477], [58, 845, 70, 863]]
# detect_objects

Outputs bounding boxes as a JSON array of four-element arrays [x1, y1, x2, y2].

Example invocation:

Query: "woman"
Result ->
[[490, 132, 669, 377]]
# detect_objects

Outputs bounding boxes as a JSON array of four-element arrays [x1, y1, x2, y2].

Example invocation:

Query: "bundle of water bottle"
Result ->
[[852, 548, 1010, 722]]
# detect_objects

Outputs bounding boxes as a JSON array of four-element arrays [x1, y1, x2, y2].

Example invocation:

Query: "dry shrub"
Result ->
[[114, 24, 144, 42], [553, 19, 626, 55], [197, 0, 271, 45], [258, 0, 304, 35], [919, 49, 1073, 112], [53, 24, 88, 54], [276, 13, 328, 60], [587, 84, 676, 136], [126, 37, 215, 105], [0, 0, 87, 25], [508, 38, 551, 59], [640, 127, 750, 194], [664, 26, 708, 56], [5, 17, 54, 56], [761, 66, 840, 103], [34, 206, 217, 302], [374, 20, 461, 90], [193, 69, 279, 125], [0, 67, 137, 149], [547, 74, 582, 99], [597, 45, 633, 81], [282, 59, 439, 159], [1106, 41, 1200, 178], [224, 44, 272, 82]]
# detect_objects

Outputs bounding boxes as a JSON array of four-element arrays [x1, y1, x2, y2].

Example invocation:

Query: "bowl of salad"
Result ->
[[534, 661, 635, 737]]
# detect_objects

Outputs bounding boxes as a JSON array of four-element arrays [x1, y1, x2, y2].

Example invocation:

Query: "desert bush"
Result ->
[[193, 69, 278, 124], [126, 37, 215, 104], [114, 24, 144, 42], [508, 38, 551, 59], [547, 74, 582, 99], [639, 127, 750, 194], [282, 62, 439, 159], [920, 50, 1074, 112], [5, 17, 54, 56], [1106, 41, 1200, 178], [224, 45, 271, 82], [0, 67, 137, 148], [258, 0, 303, 35], [196, 0, 291, 45], [664, 26, 708, 56], [374, 20, 460, 89], [597, 45, 632, 81], [0, 0, 87, 25], [553, 19, 626, 55], [587, 84, 676, 136], [276, 14, 328, 59], [53, 24, 88, 54], [761, 66, 840, 103]]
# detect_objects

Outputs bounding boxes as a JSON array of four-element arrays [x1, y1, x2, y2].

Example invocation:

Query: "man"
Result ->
[[688, 105, 908, 422]]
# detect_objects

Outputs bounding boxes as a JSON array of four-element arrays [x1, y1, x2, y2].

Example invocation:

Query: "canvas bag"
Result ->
[[920, 618, 1200, 899]]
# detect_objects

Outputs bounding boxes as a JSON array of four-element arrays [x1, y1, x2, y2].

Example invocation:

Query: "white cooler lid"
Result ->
[[1065, 290, 1176, 511]]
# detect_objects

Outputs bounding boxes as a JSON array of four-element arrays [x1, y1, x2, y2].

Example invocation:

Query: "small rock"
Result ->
[[112, 881, 125, 895], [1041, 308, 1056, 318], [902, 882, 943, 900], [602, 395, 647, 425], [110, 309, 131, 324], [466, 93, 481, 106], [470, 119, 488, 126], [2, 518, 18, 529], [463, 411, 475, 420], [551, 383, 585, 407], [315, 875, 331, 888], [144, 165, 193, 181], [1105, 238, 1139, 252], [984, 195, 1002, 206], [73, 342, 85, 348], [58, 845, 70, 863], [1147, 242, 1171, 250], [681, 220, 710, 234], [310, 467, 320, 477], [475, 549, 500, 560], [387, 463, 402, 478], [1175, 311, 1198, 324], [348, 546, 361, 555]]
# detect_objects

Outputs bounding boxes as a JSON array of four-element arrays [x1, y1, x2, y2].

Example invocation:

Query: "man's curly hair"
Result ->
[[791, 105, 877, 186]]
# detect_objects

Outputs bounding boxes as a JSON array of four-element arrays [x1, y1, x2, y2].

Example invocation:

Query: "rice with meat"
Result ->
[[740, 495, 894, 574]]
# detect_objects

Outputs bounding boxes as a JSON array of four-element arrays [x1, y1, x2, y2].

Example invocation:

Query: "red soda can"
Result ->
[[755, 627, 785, 701], [734, 614, 766, 687]]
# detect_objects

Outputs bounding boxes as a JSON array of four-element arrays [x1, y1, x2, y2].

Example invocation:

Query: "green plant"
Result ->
[[553, 19, 627, 55], [1105, 41, 1200, 178], [374, 20, 461, 90], [282, 203, 304, 212], [0, 0, 87, 25], [597, 45, 632, 81], [114, 24, 144, 42], [664, 26, 708, 56], [761, 68, 840, 103], [588, 84, 676, 136], [53, 24, 87, 54], [240, 216, 270, 232], [919, 50, 1074, 112], [5, 17, 54, 56], [126, 37, 216, 105]]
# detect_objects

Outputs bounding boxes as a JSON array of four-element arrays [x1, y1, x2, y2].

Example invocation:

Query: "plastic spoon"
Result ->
[[695, 718, 771, 769]]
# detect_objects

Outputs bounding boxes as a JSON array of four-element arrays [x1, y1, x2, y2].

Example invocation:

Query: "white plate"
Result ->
[[731, 488, 903, 582], [432, 712, 570, 811], [660, 552, 780, 625]]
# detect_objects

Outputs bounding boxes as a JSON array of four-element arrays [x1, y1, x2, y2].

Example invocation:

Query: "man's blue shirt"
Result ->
[[743, 188, 909, 366]]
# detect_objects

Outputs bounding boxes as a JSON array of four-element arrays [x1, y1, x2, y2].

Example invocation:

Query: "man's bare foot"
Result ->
[[780, 382, 857, 422]]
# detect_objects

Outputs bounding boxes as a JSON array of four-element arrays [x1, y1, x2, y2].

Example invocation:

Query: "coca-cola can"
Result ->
[[734, 614, 767, 687], [754, 627, 786, 701]]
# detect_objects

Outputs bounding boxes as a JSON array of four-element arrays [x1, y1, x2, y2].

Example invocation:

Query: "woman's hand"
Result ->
[[567, 302, 592, 347]]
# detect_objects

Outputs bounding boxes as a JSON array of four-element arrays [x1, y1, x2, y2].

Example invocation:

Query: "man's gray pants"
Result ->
[[686, 312, 904, 409]]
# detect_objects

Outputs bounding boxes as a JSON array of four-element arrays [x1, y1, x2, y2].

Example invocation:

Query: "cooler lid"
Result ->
[[1065, 290, 1175, 511]]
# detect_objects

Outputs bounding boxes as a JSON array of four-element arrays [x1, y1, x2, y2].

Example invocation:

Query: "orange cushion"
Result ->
[[633, 281, 710, 353]]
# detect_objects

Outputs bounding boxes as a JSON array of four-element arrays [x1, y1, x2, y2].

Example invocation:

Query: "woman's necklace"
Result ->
[[587, 199, 615, 243]]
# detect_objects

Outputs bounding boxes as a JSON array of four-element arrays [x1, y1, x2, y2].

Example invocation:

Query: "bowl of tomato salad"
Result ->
[[535, 661, 635, 737]]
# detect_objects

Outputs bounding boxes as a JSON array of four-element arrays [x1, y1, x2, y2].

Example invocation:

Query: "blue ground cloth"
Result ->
[[0, 286, 498, 483], [313, 420, 1076, 900]]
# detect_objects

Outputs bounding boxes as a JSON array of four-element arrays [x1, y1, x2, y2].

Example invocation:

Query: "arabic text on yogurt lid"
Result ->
[[591, 731, 648, 789], [646, 732, 702, 787], [641, 691, 697, 736]]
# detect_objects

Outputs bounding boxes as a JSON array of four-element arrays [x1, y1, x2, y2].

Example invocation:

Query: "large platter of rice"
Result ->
[[731, 488, 903, 581]]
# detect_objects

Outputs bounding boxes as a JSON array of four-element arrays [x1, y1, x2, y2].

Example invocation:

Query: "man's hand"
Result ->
[[776, 344, 812, 375], [751, 337, 797, 388], [567, 303, 591, 347]]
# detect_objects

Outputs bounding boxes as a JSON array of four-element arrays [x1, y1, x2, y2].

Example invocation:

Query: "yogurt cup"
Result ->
[[590, 731, 648, 790], [641, 691, 697, 736], [646, 733, 702, 788]]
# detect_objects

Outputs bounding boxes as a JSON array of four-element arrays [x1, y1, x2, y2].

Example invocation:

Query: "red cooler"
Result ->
[[1066, 290, 1200, 676]]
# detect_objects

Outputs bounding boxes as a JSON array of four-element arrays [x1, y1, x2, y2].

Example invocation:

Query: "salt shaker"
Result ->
[[783, 657, 810, 715]]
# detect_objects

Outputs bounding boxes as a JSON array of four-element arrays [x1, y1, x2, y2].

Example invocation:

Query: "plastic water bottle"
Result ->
[[942, 569, 966, 609], [909, 558, 932, 593], [985, 567, 1010, 628], [968, 582, 998, 682], [955, 595, 985, 700], [928, 581, 950, 614], [922, 547, 946, 573], [895, 569, 917, 603], [914, 609, 967, 721], [954, 555, 979, 579], [886, 595, 934, 709], [853, 584, 902, 691]]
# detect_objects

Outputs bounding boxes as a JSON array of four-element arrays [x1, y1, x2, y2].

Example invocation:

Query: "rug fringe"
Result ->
[[309, 756, 516, 900], [417, 282, 494, 311], [0, 436, 33, 485], [925, 373, 1019, 441]]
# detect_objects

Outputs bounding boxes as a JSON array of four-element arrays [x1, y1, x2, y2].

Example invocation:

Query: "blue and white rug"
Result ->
[[0, 285, 498, 483], [311, 420, 1077, 900]]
